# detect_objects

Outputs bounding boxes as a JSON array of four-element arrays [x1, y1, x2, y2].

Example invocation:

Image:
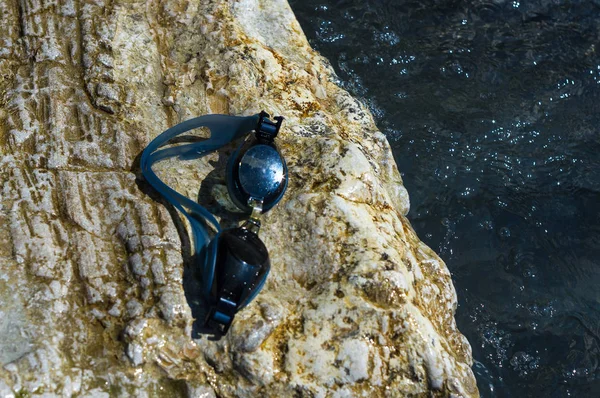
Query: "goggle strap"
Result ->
[[201, 232, 219, 295], [141, 113, 260, 261]]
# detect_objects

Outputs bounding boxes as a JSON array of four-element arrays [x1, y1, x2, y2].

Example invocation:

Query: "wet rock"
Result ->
[[0, 0, 477, 396]]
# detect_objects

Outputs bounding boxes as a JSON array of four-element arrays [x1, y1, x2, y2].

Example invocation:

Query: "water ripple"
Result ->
[[291, 0, 600, 395]]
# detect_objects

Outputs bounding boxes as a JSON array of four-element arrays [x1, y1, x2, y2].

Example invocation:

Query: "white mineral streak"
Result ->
[[0, 0, 478, 396]]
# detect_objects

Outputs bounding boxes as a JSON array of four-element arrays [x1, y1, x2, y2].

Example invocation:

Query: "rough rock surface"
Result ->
[[0, 0, 478, 396]]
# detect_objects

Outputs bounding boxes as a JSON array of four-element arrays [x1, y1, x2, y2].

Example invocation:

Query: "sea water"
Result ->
[[289, 0, 600, 396]]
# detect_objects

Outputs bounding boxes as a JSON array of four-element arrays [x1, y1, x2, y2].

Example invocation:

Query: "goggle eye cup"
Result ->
[[204, 228, 270, 334], [227, 141, 288, 213], [238, 144, 286, 199]]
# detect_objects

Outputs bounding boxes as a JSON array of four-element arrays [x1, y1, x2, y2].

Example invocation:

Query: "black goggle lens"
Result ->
[[206, 227, 270, 334], [227, 135, 288, 213], [238, 144, 286, 199]]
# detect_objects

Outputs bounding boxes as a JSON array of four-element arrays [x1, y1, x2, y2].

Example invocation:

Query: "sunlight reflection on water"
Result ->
[[290, 0, 600, 396]]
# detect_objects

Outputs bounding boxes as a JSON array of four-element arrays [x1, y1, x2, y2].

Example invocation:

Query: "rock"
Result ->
[[186, 382, 217, 398], [0, 0, 478, 396]]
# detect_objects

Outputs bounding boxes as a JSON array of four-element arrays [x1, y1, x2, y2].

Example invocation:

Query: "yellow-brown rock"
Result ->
[[0, 0, 478, 396]]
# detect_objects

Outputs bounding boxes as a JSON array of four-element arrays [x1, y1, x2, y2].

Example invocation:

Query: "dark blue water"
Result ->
[[288, 0, 600, 396]]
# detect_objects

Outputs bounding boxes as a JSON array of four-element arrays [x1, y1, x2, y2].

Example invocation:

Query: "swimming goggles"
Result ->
[[141, 111, 288, 334]]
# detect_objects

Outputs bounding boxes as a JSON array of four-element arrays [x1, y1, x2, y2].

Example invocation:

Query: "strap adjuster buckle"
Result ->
[[256, 111, 284, 141], [205, 297, 237, 334]]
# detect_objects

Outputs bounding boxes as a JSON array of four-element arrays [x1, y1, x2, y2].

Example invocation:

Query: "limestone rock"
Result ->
[[0, 0, 478, 396]]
